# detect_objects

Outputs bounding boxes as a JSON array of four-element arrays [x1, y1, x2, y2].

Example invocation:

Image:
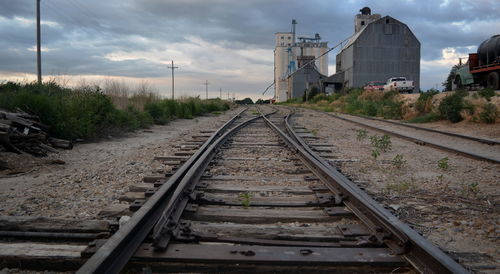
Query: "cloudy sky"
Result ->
[[1, 0, 499, 100]]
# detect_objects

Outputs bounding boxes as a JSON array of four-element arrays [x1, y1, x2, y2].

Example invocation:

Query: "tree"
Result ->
[[235, 97, 254, 105], [442, 65, 460, 91], [302, 86, 320, 102]]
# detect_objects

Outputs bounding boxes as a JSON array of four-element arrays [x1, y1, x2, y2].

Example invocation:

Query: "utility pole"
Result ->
[[167, 60, 178, 100], [219, 88, 222, 99], [36, 0, 42, 84], [203, 80, 209, 99]]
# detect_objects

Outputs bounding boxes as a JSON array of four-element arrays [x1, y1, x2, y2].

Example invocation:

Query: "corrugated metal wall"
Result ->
[[339, 16, 420, 92]]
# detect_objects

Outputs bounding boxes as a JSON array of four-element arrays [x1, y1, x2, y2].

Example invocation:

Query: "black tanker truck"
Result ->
[[454, 34, 500, 90]]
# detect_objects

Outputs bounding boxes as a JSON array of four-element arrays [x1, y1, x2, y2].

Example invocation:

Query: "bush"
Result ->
[[406, 112, 441, 123], [303, 86, 320, 102], [144, 98, 229, 124], [416, 89, 439, 114], [438, 91, 467, 123], [480, 103, 498, 124], [0, 81, 230, 140], [478, 88, 495, 101]]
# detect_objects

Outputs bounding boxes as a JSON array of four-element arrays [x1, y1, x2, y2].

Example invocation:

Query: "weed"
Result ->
[[386, 181, 411, 192], [406, 112, 440, 123], [370, 134, 392, 152], [415, 89, 439, 114], [311, 128, 318, 136], [356, 129, 368, 141], [460, 182, 480, 197], [392, 154, 406, 168], [477, 88, 495, 101], [371, 149, 380, 159], [239, 192, 252, 208], [438, 157, 449, 171], [438, 91, 466, 123], [479, 103, 498, 124], [212, 111, 222, 115]]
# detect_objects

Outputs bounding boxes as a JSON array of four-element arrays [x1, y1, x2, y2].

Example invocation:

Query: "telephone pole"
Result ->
[[219, 88, 222, 99], [203, 80, 209, 99], [36, 0, 42, 84], [167, 60, 178, 100]]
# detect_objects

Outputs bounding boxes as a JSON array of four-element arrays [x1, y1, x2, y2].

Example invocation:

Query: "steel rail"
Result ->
[[77, 108, 248, 274], [323, 112, 499, 164], [151, 111, 276, 250], [260, 111, 469, 274], [338, 112, 499, 145]]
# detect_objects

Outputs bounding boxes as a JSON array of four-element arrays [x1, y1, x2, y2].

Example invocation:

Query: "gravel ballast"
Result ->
[[290, 107, 498, 272], [0, 109, 240, 219]]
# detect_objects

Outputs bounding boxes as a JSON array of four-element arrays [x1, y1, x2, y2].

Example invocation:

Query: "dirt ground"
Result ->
[[291, 107, 499, 273], [0, 108, 240, 219]]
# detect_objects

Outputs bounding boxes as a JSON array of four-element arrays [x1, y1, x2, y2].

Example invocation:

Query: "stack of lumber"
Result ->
[[0, 109, 72, 156]]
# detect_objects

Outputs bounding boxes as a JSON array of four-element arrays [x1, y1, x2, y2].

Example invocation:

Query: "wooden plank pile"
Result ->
[[0, 109, 72, 156]]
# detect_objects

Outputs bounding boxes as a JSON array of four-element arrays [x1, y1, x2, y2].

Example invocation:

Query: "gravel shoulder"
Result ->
[[0, 108, 241, 219], [289, 106, 499, 273], [333, 112, 500, 162]]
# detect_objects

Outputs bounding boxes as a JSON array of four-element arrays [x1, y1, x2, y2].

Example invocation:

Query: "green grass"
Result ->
[[406, 112, 441, 123]]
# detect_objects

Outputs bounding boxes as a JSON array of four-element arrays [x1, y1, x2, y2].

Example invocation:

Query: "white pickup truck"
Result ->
[[383, 77, 414, 93]]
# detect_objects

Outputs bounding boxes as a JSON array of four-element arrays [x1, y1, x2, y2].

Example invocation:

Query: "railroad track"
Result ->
[[317, 111, 500, 164], [0, 106, 468, 273], [73, 106, 466, 273]]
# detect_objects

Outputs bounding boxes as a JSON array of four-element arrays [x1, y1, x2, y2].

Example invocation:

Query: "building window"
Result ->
[[287, 36, 291, 39], [287, 43, 291, 46], [281, 36, 284, 39], [385, 19, 390, 24], [361, 21, 365, 25]]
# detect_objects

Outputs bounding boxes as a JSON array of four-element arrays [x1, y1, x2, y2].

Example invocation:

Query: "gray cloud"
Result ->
[[1, 0, 499, 96]]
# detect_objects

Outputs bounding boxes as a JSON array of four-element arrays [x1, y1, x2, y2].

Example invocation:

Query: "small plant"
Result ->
[[370, 134, 392, 152], [467, 182, 480, 196], [311, 128, 318, 136], [239, 192, 252, 208], [438, 157, 449, 171], [460, 182, 480, 197], [386, 181, 411, 192], [438, 91, 466, 123], [406, 112, 440, 123], [480, 103, 498, 124], [356, 129, 368, 141], [212, 111, 222, 115], [371, 149, 380, 159], [477, 88, 495, 101], [392, 154, 406, 168]]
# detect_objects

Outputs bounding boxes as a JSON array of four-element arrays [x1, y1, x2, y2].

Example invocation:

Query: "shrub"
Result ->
[[303, 86, 320, 102], [0, 81, 229, 140], [406, 112, 440, 123], [415, 89, 439, 114], [480, 103, 498, 124], [477, 88, 495, 101], [0, 81, 137, 139], [438, 91, 466, 123]]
